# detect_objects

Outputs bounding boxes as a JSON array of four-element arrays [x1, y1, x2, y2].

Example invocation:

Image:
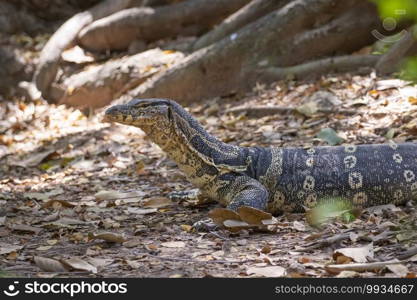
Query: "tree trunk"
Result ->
[[125, 0, 380, 105]]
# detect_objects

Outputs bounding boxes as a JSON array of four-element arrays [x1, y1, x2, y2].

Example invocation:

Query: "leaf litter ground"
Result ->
[[1, 74, 417, 278]]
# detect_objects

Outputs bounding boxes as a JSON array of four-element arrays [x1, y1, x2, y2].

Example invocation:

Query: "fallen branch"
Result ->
[[226, 105, 359, 118], [397, 245, 417, 260], [33, 0, 134, 101], [260, 55, 380, 82], [296, 232, 352, 251], [325, 260, 407, 274]]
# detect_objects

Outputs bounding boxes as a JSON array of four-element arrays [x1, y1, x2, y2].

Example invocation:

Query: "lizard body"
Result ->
[[104, 98, 417, 214]]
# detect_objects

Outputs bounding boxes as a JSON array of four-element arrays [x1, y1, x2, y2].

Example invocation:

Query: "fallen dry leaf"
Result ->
[[208, 208, 241, 226], [161, 241, 186, 248], [34, 256, 69, 272], [333, 243, 374, 263], [237, 206, 272, 225], [387, 264, 409, 277], [95, 190, 144, 202], [143, 197, 172, 208], [125, 207, 157, 215], [7, 224, 42, 234], [10, 149, 57, 168], [61, 257, 97, 274], [88, 232, 126, 243], [0, 244, 23, 255], [246, 266, 287, 277]]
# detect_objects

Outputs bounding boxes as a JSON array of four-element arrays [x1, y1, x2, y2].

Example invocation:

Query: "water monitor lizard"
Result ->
[[104, 98, 417, 214]]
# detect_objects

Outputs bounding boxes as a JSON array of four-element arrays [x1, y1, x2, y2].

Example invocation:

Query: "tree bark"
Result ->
[[33, 0, 134, 101], [77, 0, 251, 52], [54, 49, 184, 109], [193, 0, 291, 51], [125, 0, 378, 104], [260, 55, 380, 81]]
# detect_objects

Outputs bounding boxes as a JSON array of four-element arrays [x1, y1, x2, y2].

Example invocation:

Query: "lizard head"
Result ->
[[103, 98, 173, 127]]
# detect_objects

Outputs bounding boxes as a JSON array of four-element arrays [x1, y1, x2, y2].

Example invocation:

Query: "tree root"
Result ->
[[77, 0, 251, 52], [33, 0, 134, 101], [126, 0, 374, 104], [192, 0, 289, 51], [260, 55, 380, 82], [54, 49, 184, 109]]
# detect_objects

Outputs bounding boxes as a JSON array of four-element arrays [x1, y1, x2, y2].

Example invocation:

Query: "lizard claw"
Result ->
[[192, 218, 219, 232]]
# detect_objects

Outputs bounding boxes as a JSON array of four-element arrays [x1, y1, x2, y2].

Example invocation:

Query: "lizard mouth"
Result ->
[[102, 114, 114, 123], [103, 105, 132, 124]]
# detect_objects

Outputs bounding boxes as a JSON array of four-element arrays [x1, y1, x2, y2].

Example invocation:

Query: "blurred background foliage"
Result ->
[[373, 0, 417, 81]]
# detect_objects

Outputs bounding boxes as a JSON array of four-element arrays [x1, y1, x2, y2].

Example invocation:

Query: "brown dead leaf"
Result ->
[[161, 241, 186, 248], [333, 243, 374, 263], [246, 266, 287, 277], [7, 251, 18, 260], [61, 257, 97, 273], [298, 257, 312, 264], [42, 199, 75, 209], [125, 207, 157, 215], [387, 264, 409, 277], [7, 224, 42, 234], [143, 197, 172, 208], [180, 224, 192, 232], [85, 257, 113, 269], [208, 208, 241, 226], [0, 244, 23, 255], [88, 232, 126, 243], [335, 255, 353, 264], [336, 271, 359, 278], [94, 190, 144, 202], [125, 260, 140, 269], [223, 219, 251, 228], [408, 96, 417, 105], [24, 188, 64, 201], [293, 221, 306, 232], [34, 256, 69, 272], [237, 206, 272, 225]]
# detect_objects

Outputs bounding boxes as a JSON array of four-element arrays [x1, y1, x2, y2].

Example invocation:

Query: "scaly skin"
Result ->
[[104, 98, 417, 214]]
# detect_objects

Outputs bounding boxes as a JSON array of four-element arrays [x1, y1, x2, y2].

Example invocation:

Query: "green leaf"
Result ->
[[316, 128, 344, 145], [385, 128, 396, 139]]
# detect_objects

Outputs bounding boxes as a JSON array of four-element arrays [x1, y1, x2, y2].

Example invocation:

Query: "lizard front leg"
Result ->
[[192, 173, 269, 231], [212, 172, 269, 212]]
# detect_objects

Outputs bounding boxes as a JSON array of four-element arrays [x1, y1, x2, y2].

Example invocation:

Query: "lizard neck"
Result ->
[[138, 101, 248, 185]]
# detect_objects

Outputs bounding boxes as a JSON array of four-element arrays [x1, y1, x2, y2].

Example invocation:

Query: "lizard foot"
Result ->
[[192, 217, 219, 232]]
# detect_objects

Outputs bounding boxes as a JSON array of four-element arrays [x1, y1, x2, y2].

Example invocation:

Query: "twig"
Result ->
[[144, 252, 254, 264], [397, 245, 417, 260], [294, 232, 352, 251], [225, 106, 358, 118], [326, 260, 407, 273], [260, 54, 380, 81]]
